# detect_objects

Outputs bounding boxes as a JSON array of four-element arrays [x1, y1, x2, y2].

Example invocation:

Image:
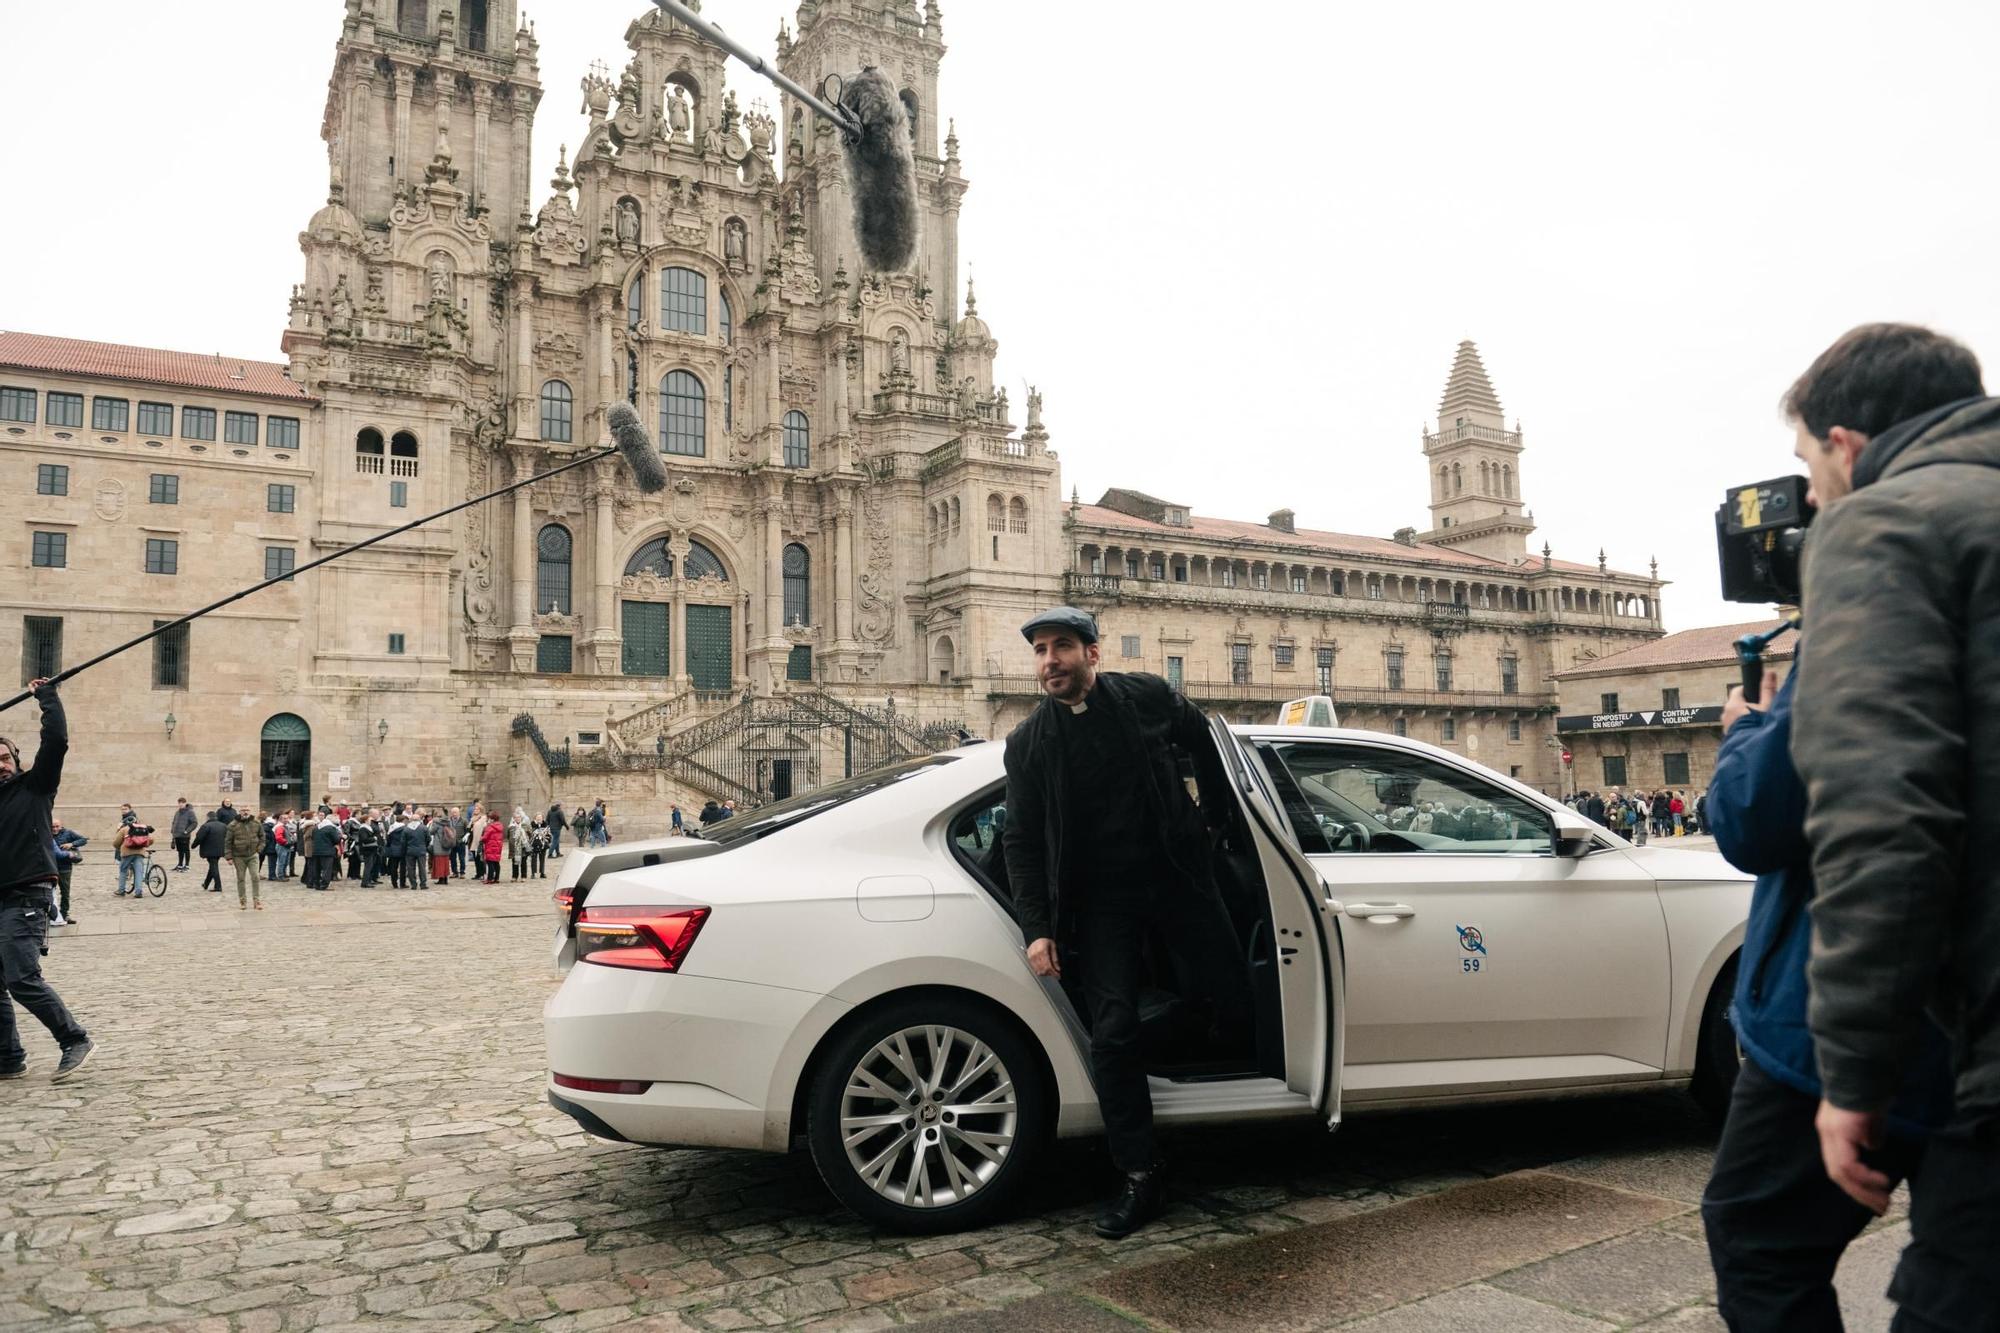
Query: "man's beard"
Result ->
[[1041, 665, 1090, 702]]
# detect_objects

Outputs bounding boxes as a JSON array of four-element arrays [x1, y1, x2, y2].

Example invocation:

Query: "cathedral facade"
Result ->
[[0, 1, 1663, 828]]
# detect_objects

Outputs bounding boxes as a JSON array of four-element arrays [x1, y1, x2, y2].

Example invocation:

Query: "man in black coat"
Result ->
[[193, 809, 229, 892], [0, 679, 93, 1080], [1001, 607, 1249, 1239], [169, 797, 197, 872]]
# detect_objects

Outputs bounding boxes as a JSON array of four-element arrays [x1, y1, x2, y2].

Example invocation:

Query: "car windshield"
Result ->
[[698, 754, 960, 846]]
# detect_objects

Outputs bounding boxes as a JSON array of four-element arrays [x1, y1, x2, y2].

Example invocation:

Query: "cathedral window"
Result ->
[[660, 267, 708, 335], [1009, 497, 1028, 534], [720, 293, 734, 345], [660, 371, 706, 456], [537, 525, 573, 614], [397, 0, 426, 38], [722, 365, 733, 432], [355, 428, 384, 473], [782, 543, 810, 626], [390, 430, 419, 477], [987, 495, 1004, 532], [267, 416, 299, 450], [1452, 462, 1463, 494], [539, 380, 574, 443], [684, 540, 727, 581], [461, 0, 488, 51], [899, 90, 920, 143], [628, 276, 643, 331], [625, 538, 675, 578], [783, 411, 810, 468]]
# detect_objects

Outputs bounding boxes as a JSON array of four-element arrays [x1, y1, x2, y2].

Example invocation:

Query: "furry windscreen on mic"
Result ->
[[839, 68, 919, 273], [607, 401, 670, 494]]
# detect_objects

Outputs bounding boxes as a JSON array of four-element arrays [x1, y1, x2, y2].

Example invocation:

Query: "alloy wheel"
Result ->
[[839, 1023, 1017, 1209]]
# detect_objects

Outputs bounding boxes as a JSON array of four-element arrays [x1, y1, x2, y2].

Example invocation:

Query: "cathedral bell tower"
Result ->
[[1418, 340, 1536, 562]]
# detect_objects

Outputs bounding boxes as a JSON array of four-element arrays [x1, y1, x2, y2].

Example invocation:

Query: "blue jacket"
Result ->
[[1709, 668, 1952, 1134], [52, 828, 88, 863]]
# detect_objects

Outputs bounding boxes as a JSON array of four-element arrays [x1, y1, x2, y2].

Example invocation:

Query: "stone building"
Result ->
[[1554, 618, 1796, 795], [0, 1, 1666, 827]]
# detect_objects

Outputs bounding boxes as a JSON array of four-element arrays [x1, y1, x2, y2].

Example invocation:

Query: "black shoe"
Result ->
[[1094, 1169, 1167, 1239], [0, 1064, 25, 1080], [52, 1038, 94, 1082]]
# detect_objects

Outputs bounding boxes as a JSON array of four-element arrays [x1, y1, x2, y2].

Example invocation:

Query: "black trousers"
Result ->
[[200, 856, 222, 892], [55, 864, 71, 919], [1072, 882, 1251, 1174], [1, 894, 87, 1067], [405, 854, 428, 888], [1881, 1109, 2000, 1332], [1703, 1057, 1927, 1332], [173, 835, 191, 869]]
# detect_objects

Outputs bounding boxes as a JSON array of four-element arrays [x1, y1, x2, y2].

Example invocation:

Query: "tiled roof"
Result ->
[[1073, 502, 1648, 580], [1554, 619, 1796, 678], [0, 330, 312, 403]]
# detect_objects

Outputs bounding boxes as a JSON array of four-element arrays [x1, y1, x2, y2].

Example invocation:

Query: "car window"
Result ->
[[699, 754, 958, 847], [1258, 740, 1554, 855]]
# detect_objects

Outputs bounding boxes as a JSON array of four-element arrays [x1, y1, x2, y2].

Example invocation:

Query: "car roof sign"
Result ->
[[1277, 695, 1339, 728]]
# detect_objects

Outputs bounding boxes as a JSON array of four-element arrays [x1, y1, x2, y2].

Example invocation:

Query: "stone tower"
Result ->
[[1418, 340, 1536, 562]]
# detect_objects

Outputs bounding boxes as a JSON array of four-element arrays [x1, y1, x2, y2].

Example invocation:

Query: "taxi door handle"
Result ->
[[1344, 902, 1416, 922]]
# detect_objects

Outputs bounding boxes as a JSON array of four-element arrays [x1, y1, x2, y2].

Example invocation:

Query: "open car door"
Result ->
[[1205, 714, 1347, 1129]]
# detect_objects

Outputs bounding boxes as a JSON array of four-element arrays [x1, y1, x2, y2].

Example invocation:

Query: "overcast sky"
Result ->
[[7, 1, 1997, 632]]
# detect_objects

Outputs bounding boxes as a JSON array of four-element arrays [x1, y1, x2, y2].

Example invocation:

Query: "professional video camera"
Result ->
[[1714, 475, 1814, 703], [1715, 475, 1814, 605]]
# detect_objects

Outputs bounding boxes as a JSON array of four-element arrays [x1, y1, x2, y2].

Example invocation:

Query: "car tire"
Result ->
[[807, 993, 1050, 1234], [1691, 955, 1742, 1124]]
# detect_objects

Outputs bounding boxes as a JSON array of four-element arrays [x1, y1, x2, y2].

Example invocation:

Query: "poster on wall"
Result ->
[[329, 766, 352, 791], [218, 764, 244, 794]]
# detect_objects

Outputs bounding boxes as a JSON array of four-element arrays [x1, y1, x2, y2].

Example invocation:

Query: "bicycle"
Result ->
[[144, 848, 167, 897]]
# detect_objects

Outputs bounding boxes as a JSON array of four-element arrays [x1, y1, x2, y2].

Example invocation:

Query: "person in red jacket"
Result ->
[[1669, 791, 1686, 835], [480, 816, 505, 884]]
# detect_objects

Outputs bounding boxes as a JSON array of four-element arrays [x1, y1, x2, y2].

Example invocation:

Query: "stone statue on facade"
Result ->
[[1026, 384, 1044, 431], [615, 197, 641, 245], [428, 253, 453, 302], [958, 376, 979, 417], [746, 107, 776, 157], [724, 217, 747, 268], [889, 328, 911, 378], [328, 273, 355, 330], [667, 84, 693, 141]]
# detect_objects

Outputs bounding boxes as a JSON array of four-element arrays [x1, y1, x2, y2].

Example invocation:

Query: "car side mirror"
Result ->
[[1550, 806, 1597, 858]]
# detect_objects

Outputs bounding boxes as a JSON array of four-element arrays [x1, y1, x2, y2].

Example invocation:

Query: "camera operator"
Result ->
[[1781, 323, 1997, 1329], [0, 679, 94, 1081], [1700, 650, 1952, 1331]]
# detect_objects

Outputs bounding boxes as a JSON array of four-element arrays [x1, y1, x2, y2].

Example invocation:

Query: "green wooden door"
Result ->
[[621, 602, 670, 677], [686, 604, 732, 691]]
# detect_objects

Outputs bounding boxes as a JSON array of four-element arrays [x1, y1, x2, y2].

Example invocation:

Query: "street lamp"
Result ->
[[164, 712, 176, 740], [377, 718, 390, 744]]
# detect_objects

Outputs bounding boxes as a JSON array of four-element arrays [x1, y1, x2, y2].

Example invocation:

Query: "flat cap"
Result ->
[[1020, 606, 1098, 645]]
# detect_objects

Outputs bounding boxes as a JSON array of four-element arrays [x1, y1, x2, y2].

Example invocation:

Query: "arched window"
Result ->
[[536, 524, 573, 614], [1008, 496, 1028, 533], [356, 427, 385, 475], [900, 89, 920, 142], [660, 267, 708, 334], [783, 410, 810, 468], [660, 370, 705, 456], [949, 497, 961, 531], [397, 0, 427, 37], [625, 537, 674, 578], [684, 539, 726, 581], [1503, 464, 1514, 498], [628, 275, 643, 331], [461, 0, 488, 50], [1452, 462, 1463, 494], [782, 543, 810, 626], [1479, 461, 1490, 493], [390, 430, 419, 478], [927, 506, 938, 542], [720, 292, 734, 345], [539, 380, 573, 443], [1437, 465, 1448, 500], [986, 494, 1004, 532], [722, 365, 733, 433]]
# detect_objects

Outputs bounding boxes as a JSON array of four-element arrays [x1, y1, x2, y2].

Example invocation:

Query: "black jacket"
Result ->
[[0, 684, 67, 893], [171, 805, 198, 840], [1794, 395, 2000, 1115], [1001, 671, 1230, 944], [193, 817, 228, 859]]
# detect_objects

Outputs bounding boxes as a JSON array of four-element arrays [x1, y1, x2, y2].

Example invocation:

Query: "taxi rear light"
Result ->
[[552, 1073, 653, 1095], [575, 905, 710, 973]]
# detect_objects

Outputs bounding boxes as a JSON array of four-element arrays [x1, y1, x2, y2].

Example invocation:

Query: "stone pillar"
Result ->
[[471, 84, 493, 215], [392, 67, 415, 187], [513, 95, 534, 231], [761, 336, 782, 466], [507, 450, 539, 671], [589, 470, 619, 674], [833, 490, 856, 647], [762, 497, 785, 654], [594, 292, 617, 434], [512, 276, 536, 435]]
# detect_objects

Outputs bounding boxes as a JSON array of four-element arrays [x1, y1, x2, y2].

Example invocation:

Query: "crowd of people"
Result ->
[[1564, 786, 1704, 844]]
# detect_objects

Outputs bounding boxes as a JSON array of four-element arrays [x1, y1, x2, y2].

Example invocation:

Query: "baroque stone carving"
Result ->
[[92, 478, 127, 523], [856, 484, 896, 646]]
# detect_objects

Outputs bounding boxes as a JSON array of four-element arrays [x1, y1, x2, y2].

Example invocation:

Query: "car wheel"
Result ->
[[807, 993, 1049, 1234], [1691, 955, 1742, 1124]]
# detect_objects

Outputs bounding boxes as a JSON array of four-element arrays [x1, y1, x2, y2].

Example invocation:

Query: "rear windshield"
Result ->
[[698, 754, 960, 847]]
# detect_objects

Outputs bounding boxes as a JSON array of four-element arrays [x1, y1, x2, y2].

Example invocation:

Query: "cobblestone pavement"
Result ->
[[2, 852, 1900, 1331]]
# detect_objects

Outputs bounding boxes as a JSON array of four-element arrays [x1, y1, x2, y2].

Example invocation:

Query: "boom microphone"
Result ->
[[649, 1, 921, 272], [609, 400, 670, 494], [839, 68, 919, 273], [0, 402, 668, 714]]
